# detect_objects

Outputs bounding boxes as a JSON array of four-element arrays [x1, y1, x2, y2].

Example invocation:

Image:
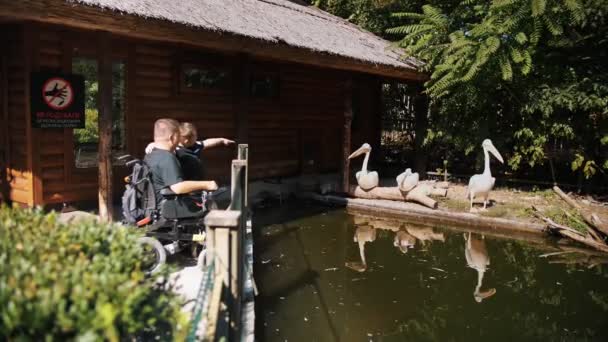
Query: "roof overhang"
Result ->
[[0, 0, 426, 81]]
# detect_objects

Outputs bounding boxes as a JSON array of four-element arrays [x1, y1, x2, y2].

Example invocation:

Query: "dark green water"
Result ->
[[253, 201, 608, 342]]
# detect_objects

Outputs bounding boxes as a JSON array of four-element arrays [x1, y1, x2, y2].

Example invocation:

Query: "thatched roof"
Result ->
[[67, 0, 423, 75]]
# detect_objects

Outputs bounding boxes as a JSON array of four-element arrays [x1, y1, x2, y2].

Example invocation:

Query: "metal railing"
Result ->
[[189, 144, 249, 341]]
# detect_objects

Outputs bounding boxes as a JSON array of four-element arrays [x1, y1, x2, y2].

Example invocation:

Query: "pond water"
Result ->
[[253, 201, 608, 342]]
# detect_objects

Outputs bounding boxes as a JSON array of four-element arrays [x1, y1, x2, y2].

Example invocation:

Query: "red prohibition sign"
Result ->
[[42, 77, 74, 110]]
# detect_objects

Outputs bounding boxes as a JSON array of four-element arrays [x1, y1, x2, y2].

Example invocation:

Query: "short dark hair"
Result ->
[[154, 118, 179, 142]]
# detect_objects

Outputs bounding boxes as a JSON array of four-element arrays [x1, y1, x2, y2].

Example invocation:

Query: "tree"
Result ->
[[388, 0, 608, 187]]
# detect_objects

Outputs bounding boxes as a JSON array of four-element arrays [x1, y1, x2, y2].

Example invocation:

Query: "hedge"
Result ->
[[0, 205, 187, 341]]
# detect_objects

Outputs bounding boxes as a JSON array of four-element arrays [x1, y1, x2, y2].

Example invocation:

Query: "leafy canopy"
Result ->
[[388, 0, 607, 182]]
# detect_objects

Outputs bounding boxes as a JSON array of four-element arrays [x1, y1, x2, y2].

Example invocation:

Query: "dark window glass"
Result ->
[[72, 57, 126, 168], [182, 66, 229, 90], [250, 74, 279, 98]]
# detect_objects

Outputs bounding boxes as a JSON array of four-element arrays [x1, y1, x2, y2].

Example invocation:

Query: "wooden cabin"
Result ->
[[0, 0, 425, 208]]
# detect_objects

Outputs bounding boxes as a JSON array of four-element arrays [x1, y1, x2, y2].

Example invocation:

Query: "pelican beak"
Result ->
[[487, 143, 504, 164], [348, 144, 371, 159]]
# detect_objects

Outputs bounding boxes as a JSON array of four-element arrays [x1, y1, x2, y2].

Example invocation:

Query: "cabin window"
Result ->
[[249, 73, 279, 99], [181, 64, 230, 91], [72, 58, 126, 168]]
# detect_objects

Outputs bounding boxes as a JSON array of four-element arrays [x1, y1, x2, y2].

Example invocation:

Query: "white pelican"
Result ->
[[348, 143, 379, 191], [466, 139, 504, 212], [396, 168, 419, 192], [464, 233, 496, 303]]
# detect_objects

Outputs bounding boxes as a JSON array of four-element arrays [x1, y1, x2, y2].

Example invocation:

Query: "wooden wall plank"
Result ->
[[16, 24, 357, 204], [1, 24, 32, 205]]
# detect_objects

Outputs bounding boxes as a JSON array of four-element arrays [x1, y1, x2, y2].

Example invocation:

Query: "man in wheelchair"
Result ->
[[122, 118, 220, 272], [144, 119, 217, 215]]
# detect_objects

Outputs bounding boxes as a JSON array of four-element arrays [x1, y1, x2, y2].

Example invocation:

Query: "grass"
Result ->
[[439, 198, 529, 219], [436, 185, 605, 233], [479, 202, 530, 219], [440, 198, 469, 212], [542, 206, 589, 233]]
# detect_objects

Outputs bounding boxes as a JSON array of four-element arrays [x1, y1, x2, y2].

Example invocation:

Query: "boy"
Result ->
[[176, 122, 235, 180]]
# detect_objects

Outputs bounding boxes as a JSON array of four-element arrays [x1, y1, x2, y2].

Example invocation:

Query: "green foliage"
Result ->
[[542, 206, 589, 232], [74, 108, 99, 144], [0, 206, 188, 341], [387, 0, 608, 187], [390, 1, 583, 97]]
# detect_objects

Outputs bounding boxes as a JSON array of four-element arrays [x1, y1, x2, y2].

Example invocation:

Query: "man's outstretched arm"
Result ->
[[169, 180, 218, 194]]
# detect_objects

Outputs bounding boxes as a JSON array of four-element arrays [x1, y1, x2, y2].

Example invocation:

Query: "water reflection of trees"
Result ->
[[346, 213, 608, 341]]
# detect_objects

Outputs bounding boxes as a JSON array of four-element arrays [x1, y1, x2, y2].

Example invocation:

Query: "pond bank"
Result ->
[[303, 192, 546, 235]]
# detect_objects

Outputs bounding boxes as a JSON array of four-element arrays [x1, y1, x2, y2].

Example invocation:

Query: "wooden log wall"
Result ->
[[351, 76, 382, 158], [248, 63, 344, 179], [131, 44, 235, 184], [9, 22, 381, 205], [1, 25, 30, 205]]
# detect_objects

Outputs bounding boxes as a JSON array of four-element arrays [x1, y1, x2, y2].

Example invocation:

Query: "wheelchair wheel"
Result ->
[[138, 236, 166, 275]]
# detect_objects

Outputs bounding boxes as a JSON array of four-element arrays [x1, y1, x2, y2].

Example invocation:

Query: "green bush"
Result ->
[[0, 206, 188, 341], [74, 108, 100, 144]]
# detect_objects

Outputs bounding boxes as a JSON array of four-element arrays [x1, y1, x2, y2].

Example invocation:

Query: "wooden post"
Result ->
[[228, 159, 246, 336], [204, 209, 242, 341], [371, 77, 383, 160], [61, 29, 74, 186], [98, 32, 113, 222], [413, 85, 429, 178], [24, 24, 43, 206], [341, 79, 353, 193], [238, 144, 248, 208]]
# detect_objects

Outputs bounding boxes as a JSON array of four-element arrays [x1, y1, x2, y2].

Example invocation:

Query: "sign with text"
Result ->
[[31, 72, 85, 128]]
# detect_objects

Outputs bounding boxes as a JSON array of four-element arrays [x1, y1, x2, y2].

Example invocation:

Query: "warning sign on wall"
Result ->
[[31, 72, 85, 128]]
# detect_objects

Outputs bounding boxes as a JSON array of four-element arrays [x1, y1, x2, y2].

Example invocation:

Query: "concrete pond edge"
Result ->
[[302, 192, 546, 236]]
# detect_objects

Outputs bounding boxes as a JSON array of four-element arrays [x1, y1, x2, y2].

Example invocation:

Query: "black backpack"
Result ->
[[121, 159, 156, 224]]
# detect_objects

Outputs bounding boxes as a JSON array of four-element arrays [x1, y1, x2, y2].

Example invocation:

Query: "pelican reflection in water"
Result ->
[[347, 215, 446, 271], [464, 232, 497, 302], [345, 225, 377, 272]]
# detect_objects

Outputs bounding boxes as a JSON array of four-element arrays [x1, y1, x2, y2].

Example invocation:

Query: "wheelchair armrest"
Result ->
[[161, 188, 203, 201], [160, 188, 177, 199]]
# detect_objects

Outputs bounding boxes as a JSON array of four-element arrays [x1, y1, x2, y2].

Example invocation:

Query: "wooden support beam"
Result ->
[[126, 44, 137, 156], [61, 28, 74, 186], [341, 79, 353, 193], [97, 32, 113, 222], [413, 88, 429, 178], [24, 24, 43, 206]]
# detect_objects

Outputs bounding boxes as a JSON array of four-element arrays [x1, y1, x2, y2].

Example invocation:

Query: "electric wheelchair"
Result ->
[[119, 155, 225, 274]]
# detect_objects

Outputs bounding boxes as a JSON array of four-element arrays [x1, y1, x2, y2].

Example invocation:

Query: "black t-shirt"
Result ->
[[176, 141, 206, 181], [144, 148, 184, 205]]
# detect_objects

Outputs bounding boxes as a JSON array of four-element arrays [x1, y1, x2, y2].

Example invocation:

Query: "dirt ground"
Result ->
[[439, 183, 608, 231]]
